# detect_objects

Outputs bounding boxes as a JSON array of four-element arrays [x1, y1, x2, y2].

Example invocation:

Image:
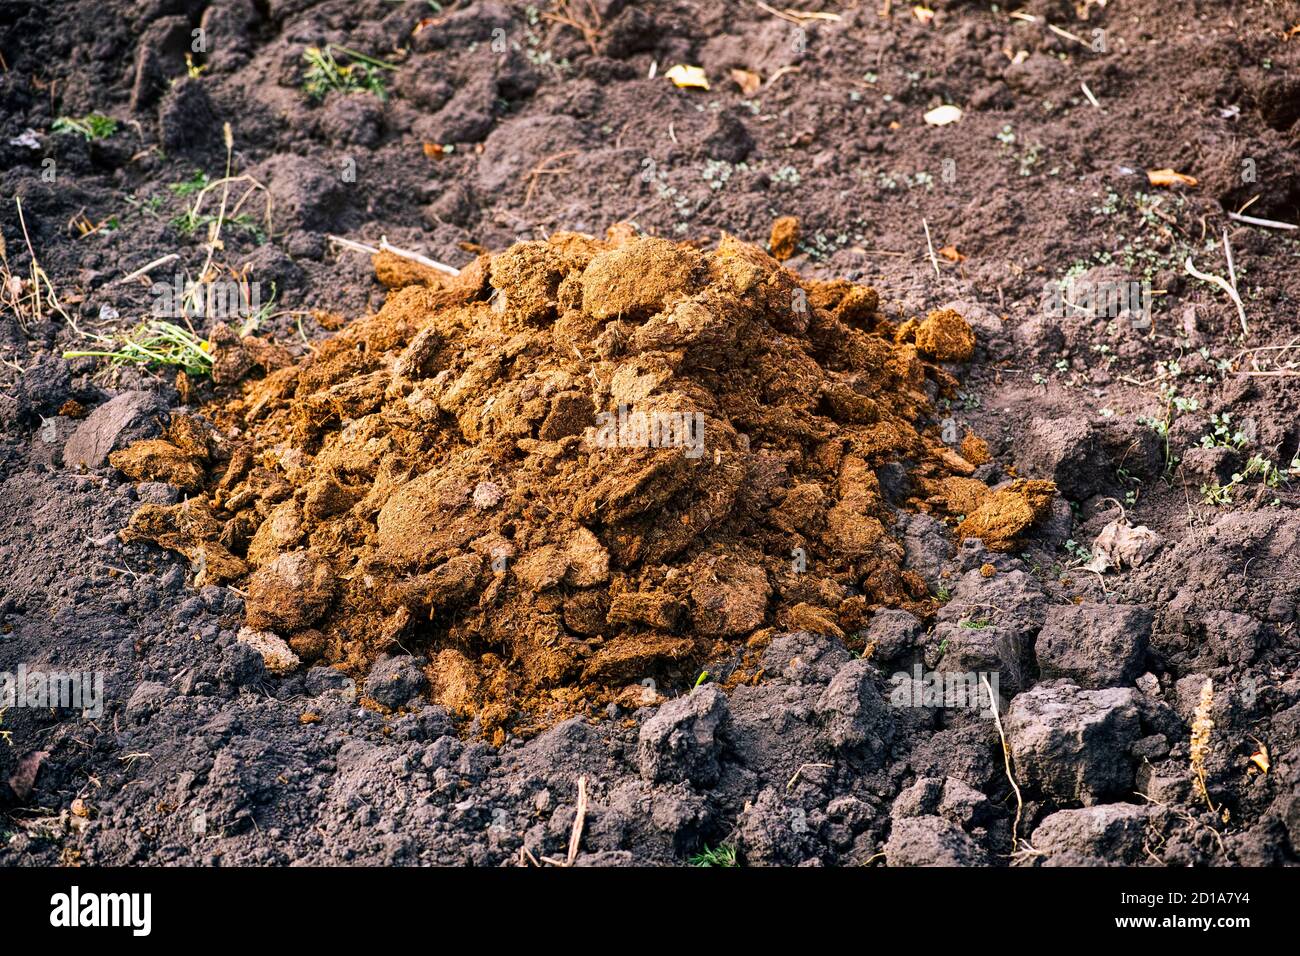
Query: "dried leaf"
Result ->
[[665, 64, 709, 90], [1146, 168, 1198, 187], [923, 104, 963, 126], [1249, 745, 1270, 774], [1082, 519, 1163, 573], [422, 142, 446, 159], [730, 68, 761, 96], [938, 245, 966, 262]]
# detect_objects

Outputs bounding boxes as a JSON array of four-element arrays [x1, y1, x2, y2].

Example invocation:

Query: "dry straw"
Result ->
[[1189, 678, 1216, 812]]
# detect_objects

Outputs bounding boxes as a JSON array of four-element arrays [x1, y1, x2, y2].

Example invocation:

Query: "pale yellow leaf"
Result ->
[[665, 64, 709, 90]]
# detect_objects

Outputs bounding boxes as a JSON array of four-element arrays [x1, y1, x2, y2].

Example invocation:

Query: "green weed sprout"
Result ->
[[689, 844, 737, 867], [51, 113, 118, 141], [302, 45, 397, 102], [64, 321, 213, 377]]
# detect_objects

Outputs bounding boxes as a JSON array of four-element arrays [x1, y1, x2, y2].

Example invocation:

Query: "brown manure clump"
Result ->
[[117, 229, 1053, 736]]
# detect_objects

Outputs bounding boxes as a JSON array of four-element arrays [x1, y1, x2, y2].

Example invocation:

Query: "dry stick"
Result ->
[[764, 65, 802, 88], [787, 762, 832, 790], [760, 3, 841, 22], [756, 0, 803, 25], [922, 218, 941, 280], [1046, 23, 1086, 44], [982, 674, 1023, 853], [566, 775, 589, 866], [1232, 338, 1300, 377], [14, 196, 70, 326], [193, 123, 236, 307], [1185, 255, 1248, 337], [523, 150, 577, 206], [1080, 81, 1101, 109], [325, 234, 460, 276], [119, 253, 180, 284], [1227, 211, 1298, 231], [1222, 228, 1238, 291]]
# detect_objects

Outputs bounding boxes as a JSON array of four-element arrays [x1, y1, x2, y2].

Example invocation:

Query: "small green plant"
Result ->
[[1200, 481, 1233, 506], [934, 586, 952, 603], [124, 193, 165, 218], [170, 209, 265, 243], [239, 281, 277, 336], [693, 671, 710, 689], [63, 321, 213, 377], [771, 165, 802, 188], [960, 616, 993, 630], [51, 113, 117, 141], [1200, 413, 1247, 451], [302, 45, 397, 102], [1063, 538, 1092, 563], [169, 171, 211, 197], [689, 844, 737, 867], [1201, 454, 1287, 506]]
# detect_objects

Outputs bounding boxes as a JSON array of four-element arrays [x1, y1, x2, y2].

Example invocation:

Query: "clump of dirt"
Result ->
[[115, 229, 1051, 736], [899, 308, 978, 363], [768, 215, 800, 261], [956, 480, 1057, 552]]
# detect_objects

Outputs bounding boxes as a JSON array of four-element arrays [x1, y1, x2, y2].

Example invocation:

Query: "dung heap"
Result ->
[[115, 229, 1054, 736]]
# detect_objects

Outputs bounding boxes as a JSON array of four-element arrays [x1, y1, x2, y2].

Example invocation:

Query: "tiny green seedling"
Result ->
[[689, 844, 737, 867], [693, 671, 710, 689], [239, 281, 277, 337], [1063, 538, 1092, 563], [64, 321, 213, 377], [1200, 453, 1288, 506], [169, 171, 211, 197], [302, 45, 397, 102], [170, 209, 265, 244], [1200, 413, 1247, 451], [51, 113, 118, 141]]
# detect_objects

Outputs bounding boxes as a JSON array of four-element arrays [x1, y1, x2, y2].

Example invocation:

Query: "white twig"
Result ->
[[982, 674, 1023, 852], [1080, 81, 1101, 109], [326, 234, 460, 276], [1228, 211, 1297, 231], [119, 253, 179, 284], [922, 218, 941, 280], [566, 775, 588, 866], [1046, 23, 1085, 44], [1222, 228, 1238, 291], [1185, 255, 1248, 337]]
